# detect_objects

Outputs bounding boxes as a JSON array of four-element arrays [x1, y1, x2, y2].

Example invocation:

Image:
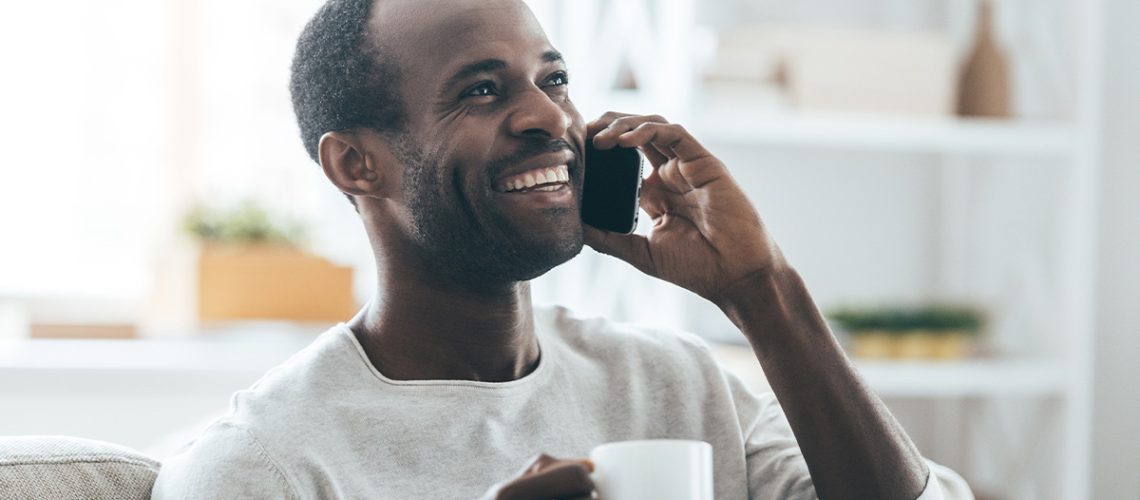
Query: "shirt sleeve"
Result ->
[[150, 421, 300, 500], [915, 461, 975, 500], [722, 369, 974, 500]]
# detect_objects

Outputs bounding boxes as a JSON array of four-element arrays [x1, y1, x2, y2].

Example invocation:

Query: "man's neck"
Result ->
[[348, 274, 540, 383]]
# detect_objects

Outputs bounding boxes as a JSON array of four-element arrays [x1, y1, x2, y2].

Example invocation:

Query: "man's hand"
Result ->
[[479, 454, 596, 500], [584, 112, 785, 306], [585, 114, 938, 500]]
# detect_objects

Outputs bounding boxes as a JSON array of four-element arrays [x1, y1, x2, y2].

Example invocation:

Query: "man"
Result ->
[[153, 0, 973, 498]]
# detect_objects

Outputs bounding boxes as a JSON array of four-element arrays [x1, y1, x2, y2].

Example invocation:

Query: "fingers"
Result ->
[[638, 177, 676, 221], [518, 454, 593, 475], [517, 454, 558, 475], [589, 113, 668, 150], [496, 458, 596, 500], [586, 111, 649, 139], [613, 122, 713, 165], [639, 142, 672, 168], [588, 112, 671, 167], [590, 113, 710, 162]]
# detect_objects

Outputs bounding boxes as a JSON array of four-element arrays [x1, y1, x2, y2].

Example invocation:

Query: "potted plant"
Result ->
[[183, 201, 306, 248], [183, 201, 355, 323], [829, 305, 985, 360]]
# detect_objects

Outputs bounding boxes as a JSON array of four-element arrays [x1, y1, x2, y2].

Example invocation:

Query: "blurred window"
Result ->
[[0, 0, 329, 302]]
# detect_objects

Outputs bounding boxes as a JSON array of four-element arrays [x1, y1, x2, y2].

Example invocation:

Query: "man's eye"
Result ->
[[463, 82, 498, 98]]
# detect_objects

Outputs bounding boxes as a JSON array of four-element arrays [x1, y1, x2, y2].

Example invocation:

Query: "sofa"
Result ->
[[0, 436, 159, 500]]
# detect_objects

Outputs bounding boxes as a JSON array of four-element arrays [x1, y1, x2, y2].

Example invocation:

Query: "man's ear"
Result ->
[[317, 131, 396, 200]]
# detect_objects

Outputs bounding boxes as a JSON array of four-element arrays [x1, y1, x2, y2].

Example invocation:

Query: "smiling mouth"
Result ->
[[495, 165, 570, 193]]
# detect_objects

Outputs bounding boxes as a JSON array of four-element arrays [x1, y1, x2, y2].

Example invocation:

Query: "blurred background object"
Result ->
[[958, 0, 1012, 118], [1, 0, 1137, 498], [181, 200, 354, 325], [830, 304, 986, 360], [707, 24, 958, 116], [0, 302, 31, 340]]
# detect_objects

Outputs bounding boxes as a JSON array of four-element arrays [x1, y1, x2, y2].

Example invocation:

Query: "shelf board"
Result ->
[[0, 333, 317, 375], [853, 359, 1066, 397], [709, 344, 1066, 398], [1, 337, 1067, 398], [690, 111, 1078, 157]]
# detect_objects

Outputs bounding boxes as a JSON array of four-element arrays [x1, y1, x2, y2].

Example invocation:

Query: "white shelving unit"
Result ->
[[529, 0, 1103, 498], [711, 345, 1066, 398], [692, 112, 1077, 157]]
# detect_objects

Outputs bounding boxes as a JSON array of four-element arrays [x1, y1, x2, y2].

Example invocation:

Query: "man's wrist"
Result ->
[[712, 260, 791, 308], [712, 264, 822, 347]]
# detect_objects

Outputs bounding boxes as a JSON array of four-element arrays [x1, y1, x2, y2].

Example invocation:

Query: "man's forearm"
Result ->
[[716, 266, 929, 500]]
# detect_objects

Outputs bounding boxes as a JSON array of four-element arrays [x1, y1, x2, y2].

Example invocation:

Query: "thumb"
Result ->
[[584, 225, 656, 277]]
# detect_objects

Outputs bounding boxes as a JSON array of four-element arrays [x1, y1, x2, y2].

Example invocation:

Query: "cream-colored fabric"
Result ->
[[0, 436, 160, 500], [153, 306, 973, 499]]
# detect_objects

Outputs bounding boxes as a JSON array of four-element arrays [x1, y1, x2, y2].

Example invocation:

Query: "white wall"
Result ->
[[1092, 0, 1140, 497], [0, 371, 246, 459]]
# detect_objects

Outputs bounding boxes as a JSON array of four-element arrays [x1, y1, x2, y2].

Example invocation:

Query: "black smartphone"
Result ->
[[582, 141, 644, 234]]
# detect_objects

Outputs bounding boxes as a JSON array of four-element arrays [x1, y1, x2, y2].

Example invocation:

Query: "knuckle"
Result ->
[[647, 114, 668, 123], [526, 453, 555, 472], [610, 115, 634, 127]]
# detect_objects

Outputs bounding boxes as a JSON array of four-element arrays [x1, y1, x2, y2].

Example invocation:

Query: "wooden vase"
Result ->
[[958, 0, 1012, 118]]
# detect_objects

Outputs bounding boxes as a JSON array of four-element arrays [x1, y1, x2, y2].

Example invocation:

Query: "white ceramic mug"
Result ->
[[589, 439, 714, 500]]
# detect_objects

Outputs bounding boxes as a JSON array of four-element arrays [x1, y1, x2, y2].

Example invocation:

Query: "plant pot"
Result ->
[[893, 331, 939, 359], [929, 331, 973, 359], [196, 243, 355, 323], [849, 329, 976, 360], [850, 331, 897, 359]]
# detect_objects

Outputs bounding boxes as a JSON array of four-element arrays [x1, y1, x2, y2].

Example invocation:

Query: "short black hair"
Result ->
[[290, 0, 406, 167]]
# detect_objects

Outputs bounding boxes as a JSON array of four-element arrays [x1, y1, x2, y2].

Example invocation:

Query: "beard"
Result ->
[[393, 136, 584, 286]]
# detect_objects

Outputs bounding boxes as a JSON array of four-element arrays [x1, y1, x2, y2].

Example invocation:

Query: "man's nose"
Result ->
[[506, 87, 572, 139]]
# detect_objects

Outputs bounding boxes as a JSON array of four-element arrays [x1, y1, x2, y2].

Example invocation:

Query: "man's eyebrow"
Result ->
[[542, 50, 564, 64], [445, 59, 507, 90], [443, 52, 566, 90]]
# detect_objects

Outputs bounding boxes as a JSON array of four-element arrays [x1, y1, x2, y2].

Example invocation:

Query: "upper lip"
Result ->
[[493, 150, 577, 186]]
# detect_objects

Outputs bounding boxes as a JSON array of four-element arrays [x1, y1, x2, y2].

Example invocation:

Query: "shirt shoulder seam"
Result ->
[[216, 421, 303, 500]]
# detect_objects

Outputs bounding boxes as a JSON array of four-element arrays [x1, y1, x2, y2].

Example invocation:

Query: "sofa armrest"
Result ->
[[0, 436, 160, 500]]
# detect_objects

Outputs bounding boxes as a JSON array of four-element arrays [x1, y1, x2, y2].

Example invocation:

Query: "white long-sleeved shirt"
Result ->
[[152, 306, 973, 499]]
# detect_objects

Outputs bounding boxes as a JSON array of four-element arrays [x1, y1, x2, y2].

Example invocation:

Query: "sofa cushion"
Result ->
[[0, 436, 160, 500]]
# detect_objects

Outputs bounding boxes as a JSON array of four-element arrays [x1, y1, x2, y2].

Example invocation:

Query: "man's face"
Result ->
[[376, 0, 587, 283]]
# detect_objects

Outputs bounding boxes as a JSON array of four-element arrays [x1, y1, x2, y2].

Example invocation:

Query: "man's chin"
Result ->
[[509, 230, 585, 281]]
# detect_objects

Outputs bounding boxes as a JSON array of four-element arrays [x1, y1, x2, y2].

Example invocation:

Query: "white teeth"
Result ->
[[500, 164, 572, 192]]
